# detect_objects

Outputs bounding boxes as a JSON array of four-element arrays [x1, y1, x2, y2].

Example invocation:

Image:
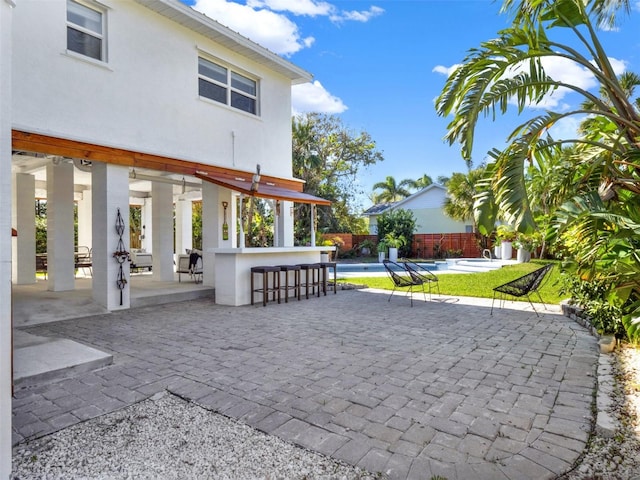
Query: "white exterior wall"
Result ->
[[11, 0, 294, 178], [0, 2, 12, 477]]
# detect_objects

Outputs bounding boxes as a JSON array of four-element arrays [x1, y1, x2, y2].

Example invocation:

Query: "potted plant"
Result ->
[[496, 225, 517, 260], [493, 237, 502, 259], [384, 232, 407, 263], [514, 232, 541, 263], [359, 239, 375, 257]]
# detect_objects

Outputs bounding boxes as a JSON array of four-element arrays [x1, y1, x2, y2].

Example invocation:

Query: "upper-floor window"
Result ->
[[198, 57, 258, 115], [67, 0, 105, 61]]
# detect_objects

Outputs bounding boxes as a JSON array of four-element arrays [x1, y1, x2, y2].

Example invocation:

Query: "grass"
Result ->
[[339, 260, 564, 305]]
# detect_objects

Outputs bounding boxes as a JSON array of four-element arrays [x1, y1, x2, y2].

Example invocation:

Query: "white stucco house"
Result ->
[[0, 0, 330, 475], [363, 184, 472, 235]]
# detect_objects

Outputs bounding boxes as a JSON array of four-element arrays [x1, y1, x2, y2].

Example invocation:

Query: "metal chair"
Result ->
[[491, 264, 553, 316], [383, 259, 426, 307], [402, 259, 439, 300]]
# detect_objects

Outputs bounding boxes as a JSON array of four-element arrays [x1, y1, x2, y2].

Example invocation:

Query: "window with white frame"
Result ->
[[67, 0, 105, 61], [198, 57, 258, 115]]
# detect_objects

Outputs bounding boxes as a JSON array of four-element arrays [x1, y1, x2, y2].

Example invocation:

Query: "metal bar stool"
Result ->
[[319, 261, 337, 295], [277, 265, 301, 302], [297, 263, 321, 299], [250, 266, 281, 306]]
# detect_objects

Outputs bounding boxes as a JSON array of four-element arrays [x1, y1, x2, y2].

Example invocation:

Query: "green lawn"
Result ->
[[339, 260, 564, 305]]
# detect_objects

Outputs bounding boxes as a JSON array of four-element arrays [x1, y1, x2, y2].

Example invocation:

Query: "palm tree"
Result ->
[[407, 174, 434, 191], [443, 166, 487, 232], [436, 0, 639, 234], [372, 176, 413, 203]]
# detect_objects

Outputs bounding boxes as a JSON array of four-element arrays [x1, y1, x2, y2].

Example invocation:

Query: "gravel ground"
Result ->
[[11, 391, 380, 480], [559, 343, 640, 480], [11, 346, 640, 480]]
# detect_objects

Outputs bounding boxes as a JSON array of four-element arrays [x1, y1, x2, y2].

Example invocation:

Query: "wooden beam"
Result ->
[[12, 130, 304, 191]]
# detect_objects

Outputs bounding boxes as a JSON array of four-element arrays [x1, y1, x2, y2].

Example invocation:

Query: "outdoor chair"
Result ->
[[383, 259, 426, 307], [491, 263, 553, 316], [401, 259, 440, 300]]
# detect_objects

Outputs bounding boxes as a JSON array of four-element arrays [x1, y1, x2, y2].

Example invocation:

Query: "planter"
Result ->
[[494, 245, 501, 259], [517, 248, 531, 263], [320, 252, 329, 263], [501, 241, 513, 260], [388, 247, 398, 262], [378, 252, 385, 263]]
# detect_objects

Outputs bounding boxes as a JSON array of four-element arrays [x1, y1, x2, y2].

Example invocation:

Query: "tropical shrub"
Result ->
[[376, 209, 416, 257]]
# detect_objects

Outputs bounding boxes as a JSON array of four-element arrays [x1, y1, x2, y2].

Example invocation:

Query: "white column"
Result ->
[[175, 198, 192, 257], [92, 163, 130, 310], [46, 161, 75, 291], [141, 197, 152, 252], [151, 182, 173, 281], [77, 188, 92, 249], [310, 205, 316, 247], [202, 182, 232, 286], [278, 200, 294, 247], [0, 2, 13, 476], [12, 173, 35, 284]]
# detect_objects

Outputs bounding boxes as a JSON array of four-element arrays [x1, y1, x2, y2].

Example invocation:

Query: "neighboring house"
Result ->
[[363, 184, 472, 234], [0, 0, 324, 474]]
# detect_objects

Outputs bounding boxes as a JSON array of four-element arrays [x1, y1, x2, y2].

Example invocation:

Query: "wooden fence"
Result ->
[[322, 232, 482, 259]]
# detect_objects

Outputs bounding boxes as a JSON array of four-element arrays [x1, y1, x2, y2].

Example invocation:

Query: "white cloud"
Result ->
[[547, 115, 583, 140], [292, 81, 348, 115], [332, 6, 384, 23], [432, 64, 460, 77], [192, 0, 313, 56], [247, 0, 334, 17]]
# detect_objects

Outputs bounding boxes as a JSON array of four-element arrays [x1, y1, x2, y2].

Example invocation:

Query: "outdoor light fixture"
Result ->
[[181, 177, 186, 194], [251, 164, 261, 192]]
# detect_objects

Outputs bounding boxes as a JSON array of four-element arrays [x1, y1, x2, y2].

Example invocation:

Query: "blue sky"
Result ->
[[185, 0, 640, 208]]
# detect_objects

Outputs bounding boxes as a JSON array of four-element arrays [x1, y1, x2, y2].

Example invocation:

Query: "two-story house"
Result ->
[[0, 0, 327, 474]]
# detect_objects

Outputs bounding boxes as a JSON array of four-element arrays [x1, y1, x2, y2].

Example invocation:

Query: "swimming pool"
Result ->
[[335, 262, 439, 273]]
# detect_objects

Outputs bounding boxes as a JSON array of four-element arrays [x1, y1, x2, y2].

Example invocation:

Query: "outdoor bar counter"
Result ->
[[211, 246, 335, 306]]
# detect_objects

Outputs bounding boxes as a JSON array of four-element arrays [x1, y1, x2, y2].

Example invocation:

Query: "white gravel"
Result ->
[[11, 392, 379, 480]]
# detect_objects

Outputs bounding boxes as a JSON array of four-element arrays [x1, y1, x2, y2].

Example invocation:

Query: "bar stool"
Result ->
[[297, 263, 321, 299], [250, 266, 281, 306], [277, 265, 301, 302], [319, 261, 337, 295]]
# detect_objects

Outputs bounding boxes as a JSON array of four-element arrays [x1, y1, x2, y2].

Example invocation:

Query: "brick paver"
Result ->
[[12, 290, 598, 479]]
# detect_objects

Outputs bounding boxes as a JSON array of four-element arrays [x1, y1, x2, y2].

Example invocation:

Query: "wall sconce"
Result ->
[[275, 201, 281, 216], [222, 201, 229, 240], [251, 164, 261, 192]]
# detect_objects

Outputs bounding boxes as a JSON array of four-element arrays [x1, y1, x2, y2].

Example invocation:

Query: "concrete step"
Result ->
[[445, 260, 511, 273], [13, 331, 113, 388]]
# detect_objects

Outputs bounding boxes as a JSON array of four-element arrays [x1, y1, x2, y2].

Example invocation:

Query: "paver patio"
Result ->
[[12, 289, 598, 480]]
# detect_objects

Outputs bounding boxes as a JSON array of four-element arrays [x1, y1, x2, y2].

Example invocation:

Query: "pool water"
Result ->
[[335, 262, 438, 273]]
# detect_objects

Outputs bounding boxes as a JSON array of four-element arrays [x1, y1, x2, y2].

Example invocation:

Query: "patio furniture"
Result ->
[[297, 263, 321, 299], [319, 261, 337, 295], [35, 254, 47, 279], [176, 253, 202, 283], [130, 249, 152, 272], [74, 246, 93, 277], [383, 259, 426, 307], [491, 263, 553, 316], [402, 259, 439, 299], [277, 265, 301, 302], [250, 266, 281, 306]]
